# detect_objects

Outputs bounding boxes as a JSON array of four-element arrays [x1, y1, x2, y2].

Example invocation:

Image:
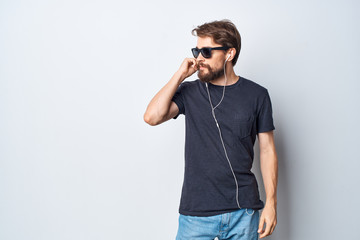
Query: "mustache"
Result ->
[[197, 62, 210, 69]]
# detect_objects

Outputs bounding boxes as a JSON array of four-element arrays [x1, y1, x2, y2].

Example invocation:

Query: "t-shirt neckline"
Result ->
[[205, 76, 242, 89]]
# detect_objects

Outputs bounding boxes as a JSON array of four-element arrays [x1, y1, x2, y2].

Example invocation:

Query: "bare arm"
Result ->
[[143, 58, 198, 126], [257, 130, 278, 238]]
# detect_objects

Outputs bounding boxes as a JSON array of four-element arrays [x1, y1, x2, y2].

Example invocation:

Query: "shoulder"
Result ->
[[178, 79, 201, 92], [180, 79, 200, 87], [240, 76, 269, 95], [238, 76, 273, 109]]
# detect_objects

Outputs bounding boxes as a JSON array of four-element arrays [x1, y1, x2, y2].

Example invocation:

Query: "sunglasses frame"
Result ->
[[191, 46, 230, 59]]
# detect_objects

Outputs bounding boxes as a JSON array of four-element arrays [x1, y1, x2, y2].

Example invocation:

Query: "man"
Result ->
[[144, 19, 278, 240]]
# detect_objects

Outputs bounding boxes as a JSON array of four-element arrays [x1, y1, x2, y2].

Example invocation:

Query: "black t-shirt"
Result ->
[[171, 76, 275, 216]]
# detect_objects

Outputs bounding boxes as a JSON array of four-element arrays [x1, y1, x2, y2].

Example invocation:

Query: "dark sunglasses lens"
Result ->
[[191, 48, 199, 58], [202, 48, 211, 58]]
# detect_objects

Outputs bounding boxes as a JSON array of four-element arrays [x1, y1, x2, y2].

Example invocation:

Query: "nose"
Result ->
[[196, 52, 206, 61]]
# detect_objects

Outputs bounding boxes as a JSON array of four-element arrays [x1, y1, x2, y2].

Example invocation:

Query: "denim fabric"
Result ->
[[176, 208, 259, 240]]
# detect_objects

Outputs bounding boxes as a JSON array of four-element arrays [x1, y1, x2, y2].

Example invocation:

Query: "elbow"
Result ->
[[143, 112, 160, 126]]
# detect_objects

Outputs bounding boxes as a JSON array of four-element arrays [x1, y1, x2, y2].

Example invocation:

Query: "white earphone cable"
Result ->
[[205, 58, 241, 209]]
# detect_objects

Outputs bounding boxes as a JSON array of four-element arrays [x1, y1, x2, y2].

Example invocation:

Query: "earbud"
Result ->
[[226, 50, 233, 61]]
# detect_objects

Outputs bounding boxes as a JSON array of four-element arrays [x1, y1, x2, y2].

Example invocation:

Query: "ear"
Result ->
[[226, 48, 236, 62]]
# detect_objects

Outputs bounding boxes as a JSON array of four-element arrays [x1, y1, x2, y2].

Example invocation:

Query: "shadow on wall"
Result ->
[[253, 126, 291, 240]]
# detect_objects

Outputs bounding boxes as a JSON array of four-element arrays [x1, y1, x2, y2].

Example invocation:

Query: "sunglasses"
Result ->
[[191, 46, 229, 59]]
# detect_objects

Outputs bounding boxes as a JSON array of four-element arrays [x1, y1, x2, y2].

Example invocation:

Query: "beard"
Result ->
[[197, 63, 224, 83]]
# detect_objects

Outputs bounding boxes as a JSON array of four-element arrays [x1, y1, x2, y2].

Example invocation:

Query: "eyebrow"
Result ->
[[196, 46, 217, 49]]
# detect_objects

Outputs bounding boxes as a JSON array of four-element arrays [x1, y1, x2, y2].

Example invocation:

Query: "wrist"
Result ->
[[265, 197, 277, 207], [174, 71, 186, 83]]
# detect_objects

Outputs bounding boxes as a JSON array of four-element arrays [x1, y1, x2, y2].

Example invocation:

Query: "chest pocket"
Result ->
[[233, 114, 254, 139]]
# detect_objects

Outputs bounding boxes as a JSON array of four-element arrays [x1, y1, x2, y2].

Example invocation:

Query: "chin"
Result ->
[[198, 72, 212, 83]]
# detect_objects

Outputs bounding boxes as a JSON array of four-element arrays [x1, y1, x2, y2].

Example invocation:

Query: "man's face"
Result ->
[[195, 36, 227, 83]]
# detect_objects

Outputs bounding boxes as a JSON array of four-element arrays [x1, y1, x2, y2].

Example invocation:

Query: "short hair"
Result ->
[[191, 19, 241, 66]]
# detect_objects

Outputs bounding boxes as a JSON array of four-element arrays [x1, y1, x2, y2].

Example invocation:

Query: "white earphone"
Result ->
[[226, 50, 232, 61]]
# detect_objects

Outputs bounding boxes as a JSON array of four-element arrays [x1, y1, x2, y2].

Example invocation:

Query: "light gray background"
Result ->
[[1, 0, 359, 239]]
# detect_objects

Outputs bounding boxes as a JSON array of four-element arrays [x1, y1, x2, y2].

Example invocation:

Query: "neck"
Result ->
[[209, 63, 238, 86]]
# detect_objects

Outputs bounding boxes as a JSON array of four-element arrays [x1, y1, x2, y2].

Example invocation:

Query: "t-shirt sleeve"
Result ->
[[256, 90, 275, 133], [171, 82, 186, 119]]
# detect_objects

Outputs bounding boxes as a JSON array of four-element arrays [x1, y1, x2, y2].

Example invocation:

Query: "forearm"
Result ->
[[260, 149, 278, 206], [144, 71, 185, 125]]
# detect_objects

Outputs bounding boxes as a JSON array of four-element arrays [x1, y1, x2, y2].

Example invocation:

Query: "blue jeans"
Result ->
[[176, 208, 259, 240]]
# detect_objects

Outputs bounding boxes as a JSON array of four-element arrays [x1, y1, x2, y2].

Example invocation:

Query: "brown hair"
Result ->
[[191, 19, 241, 66]]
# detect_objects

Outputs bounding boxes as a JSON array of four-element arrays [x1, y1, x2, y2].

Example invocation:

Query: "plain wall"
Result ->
[[1, 0, 359, 239]]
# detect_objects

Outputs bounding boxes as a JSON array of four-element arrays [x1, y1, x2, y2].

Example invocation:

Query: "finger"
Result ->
[[257, 217, 265, 234], [259, 220, 272, 238], [187, 58, 194, 66], [270, 223, 276, 234], [192, 59, 198, 70], [188, 59, 197, 69]]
